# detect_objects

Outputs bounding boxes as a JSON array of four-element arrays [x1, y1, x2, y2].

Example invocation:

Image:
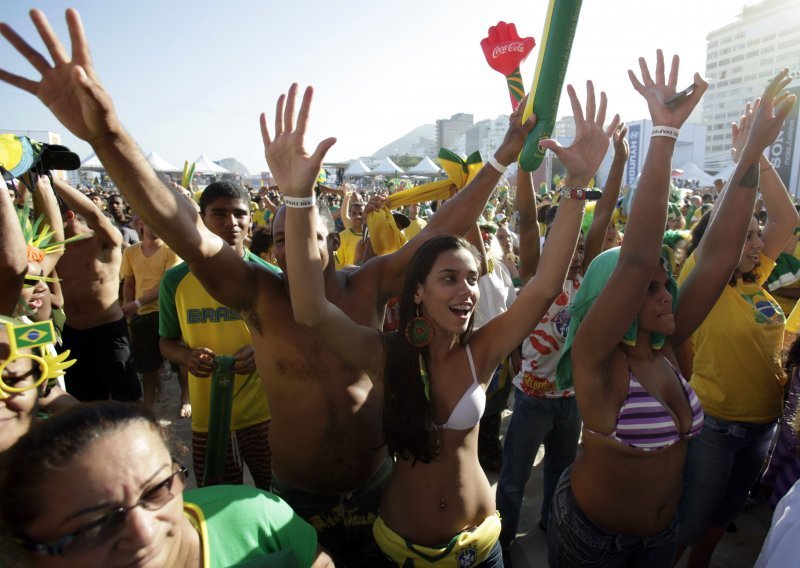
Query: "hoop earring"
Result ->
[[405, 306, 434, 348]]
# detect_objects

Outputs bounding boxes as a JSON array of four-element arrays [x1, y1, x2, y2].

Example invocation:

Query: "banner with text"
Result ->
[[626, 122, 642, 187], [767, 86, 800, 196]]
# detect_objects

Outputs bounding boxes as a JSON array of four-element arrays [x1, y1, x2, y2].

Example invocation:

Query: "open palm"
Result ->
[[260, 84, 336, 198], [540, 81, 620, 186], [0, 9, 119, 143]]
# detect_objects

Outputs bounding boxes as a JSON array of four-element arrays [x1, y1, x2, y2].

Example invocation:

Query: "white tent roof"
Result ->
[[408, 156, 441, 174], [193, 154, 230, 174], [80, 152, 105, 171], [675, 161, 715, 186], [371, 156, 404, 175], [344, 159, 372, 176], [714, 163, 736, 183], [145, 151, 180, 172]]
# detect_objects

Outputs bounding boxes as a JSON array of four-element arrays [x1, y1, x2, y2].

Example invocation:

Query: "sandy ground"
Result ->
[[154, 371, 772, 567]]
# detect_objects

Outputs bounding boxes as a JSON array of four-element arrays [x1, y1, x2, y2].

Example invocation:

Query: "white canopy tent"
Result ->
[[371, 156, 404, 176], [408, 156, 441, 175], [193, 154, 230, 174], [713, 163, 736, 183], [344, 159, 372, 176], [675, 161, 716, 187], [145, 151, 180, 172], [80, 152, 105, 171]]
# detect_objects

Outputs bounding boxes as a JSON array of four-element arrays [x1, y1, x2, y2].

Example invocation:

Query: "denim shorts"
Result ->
[[548, 468, 678, 567], [271, 456, 393, 567], [678, 414, 776, 546]]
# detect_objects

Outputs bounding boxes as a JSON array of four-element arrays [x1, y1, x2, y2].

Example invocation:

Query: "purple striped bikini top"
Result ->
[[585, 355, 704, 452]]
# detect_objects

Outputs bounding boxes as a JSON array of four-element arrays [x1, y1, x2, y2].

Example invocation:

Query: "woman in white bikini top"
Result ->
[[265, 79, 618, 562]]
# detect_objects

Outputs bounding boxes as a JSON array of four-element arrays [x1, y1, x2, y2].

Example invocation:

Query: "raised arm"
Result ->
[[473, 81, 620, 375], [674, 70, 796, 345], [465, 223, 489, 276], [51, 177, 121, 247], [516, 166, 540, 283], [0, 9, 259, 311], [361, 97, 537, 298], [30, 175, 65, 275], [340, 189, 353, 229], [584, 123, 627, 268], [753, 95, 798, 259], [571, 51, 707, 370], [0, 182, 27, 315], [261, 85, 383, 376]]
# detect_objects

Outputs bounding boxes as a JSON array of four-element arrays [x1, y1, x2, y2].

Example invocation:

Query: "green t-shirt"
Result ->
[[183, 485, 318, 567]]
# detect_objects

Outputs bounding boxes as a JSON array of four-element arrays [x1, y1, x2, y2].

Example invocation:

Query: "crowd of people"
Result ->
[[1, 7, 800, 568]]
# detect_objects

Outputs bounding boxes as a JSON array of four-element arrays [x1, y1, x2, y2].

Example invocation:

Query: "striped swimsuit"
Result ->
[[586, 355, 704, 451]]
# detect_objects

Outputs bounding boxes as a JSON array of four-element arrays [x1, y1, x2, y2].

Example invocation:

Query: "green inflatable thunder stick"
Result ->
[[519, 0, 583, 172]]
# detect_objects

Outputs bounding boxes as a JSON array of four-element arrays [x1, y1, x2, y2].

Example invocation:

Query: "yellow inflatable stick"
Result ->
[[366, 149, 483, 255], [519, 0, 583, 171]]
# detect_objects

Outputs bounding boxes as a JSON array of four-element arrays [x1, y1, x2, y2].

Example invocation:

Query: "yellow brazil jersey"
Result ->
[[336, 228, 363, 269], [120, 242, 181, 315], [159, 250, 281, 432], [403, 218, 427, 241], [679, 252, 786, 423], [253, 208, 272, 228]]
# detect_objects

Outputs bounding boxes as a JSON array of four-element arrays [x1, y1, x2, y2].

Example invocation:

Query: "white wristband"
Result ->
[[134, 299, 142, 308], [283, 194, 316, 208], [487, 155, 508, 174], [651, 125, 680, 140]]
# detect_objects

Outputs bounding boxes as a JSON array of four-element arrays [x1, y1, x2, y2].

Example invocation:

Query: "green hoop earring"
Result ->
[[405, 306, 434, 348]]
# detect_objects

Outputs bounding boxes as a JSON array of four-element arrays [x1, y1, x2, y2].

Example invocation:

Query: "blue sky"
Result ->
[[1, 1, 745, 174]]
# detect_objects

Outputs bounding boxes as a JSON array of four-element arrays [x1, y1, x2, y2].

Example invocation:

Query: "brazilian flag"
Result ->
[[13, 321, 54, 349]]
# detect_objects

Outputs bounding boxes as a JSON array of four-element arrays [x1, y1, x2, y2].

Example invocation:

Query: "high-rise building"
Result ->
[[703, 0, 800, 174], [553, 116, 576, 140], [435, 113, 474, 149]]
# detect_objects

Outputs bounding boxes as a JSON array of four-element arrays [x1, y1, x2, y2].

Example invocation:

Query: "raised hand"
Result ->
[[539, 81, 621, 186], [742, 69, 796, 155], [495, 94, 537, 164], [730, 101, 755, 164], [260, 84, 336, 198], [364, 194, 389, 215], [0, 10, 120, 144], [628, 50, 707, 129], [612, 123, 629, 162]]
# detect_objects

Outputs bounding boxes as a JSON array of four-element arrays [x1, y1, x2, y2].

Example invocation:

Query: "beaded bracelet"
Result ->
[[559, 186, 602, 200]]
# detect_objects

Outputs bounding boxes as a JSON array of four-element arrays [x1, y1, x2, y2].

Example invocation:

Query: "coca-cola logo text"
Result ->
[[492, 42, 526, 58]]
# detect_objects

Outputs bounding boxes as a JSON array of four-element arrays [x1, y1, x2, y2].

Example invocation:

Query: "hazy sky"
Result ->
[[0, 1, 747, 174]]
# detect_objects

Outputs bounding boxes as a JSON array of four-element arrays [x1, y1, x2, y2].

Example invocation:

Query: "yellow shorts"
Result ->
[[372, 512, 501, 567]]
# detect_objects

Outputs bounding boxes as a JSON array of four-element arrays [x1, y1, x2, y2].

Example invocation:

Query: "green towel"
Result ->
[[203, 355, 236, 486], [555, 247, 678, 390]]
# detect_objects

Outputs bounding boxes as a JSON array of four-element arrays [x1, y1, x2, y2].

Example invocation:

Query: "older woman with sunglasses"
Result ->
[[0, 401, 334, 567]]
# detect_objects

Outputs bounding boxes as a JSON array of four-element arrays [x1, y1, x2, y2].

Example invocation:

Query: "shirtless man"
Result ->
[[0, 10, 534, 564], [51, 177, 141, 401]]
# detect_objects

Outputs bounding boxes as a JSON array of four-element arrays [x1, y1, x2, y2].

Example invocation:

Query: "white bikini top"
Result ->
[[432, 345, 486, 431]]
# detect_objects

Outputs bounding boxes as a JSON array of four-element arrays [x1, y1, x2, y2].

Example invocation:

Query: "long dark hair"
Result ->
[[383, 235, 479, 464], [0, 401, 167, 537], [688, 211, 759, 286]]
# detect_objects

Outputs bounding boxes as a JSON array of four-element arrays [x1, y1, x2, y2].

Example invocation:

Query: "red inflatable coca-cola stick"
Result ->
[[480, 21, 536, 110]]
